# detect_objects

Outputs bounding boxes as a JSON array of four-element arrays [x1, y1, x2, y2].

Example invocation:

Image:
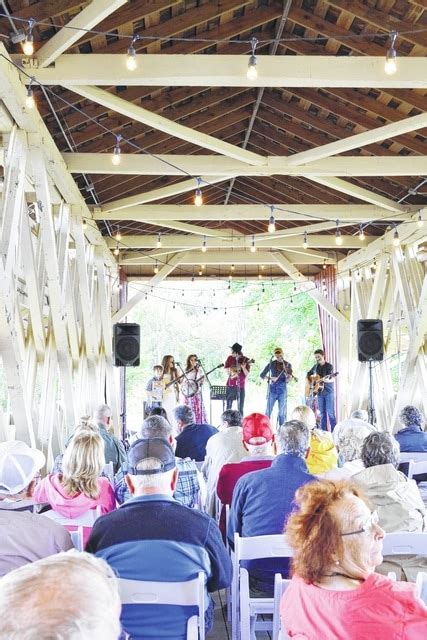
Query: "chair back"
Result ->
[[42, 504, 102, 527], [102, 461, 115, 484], [234, 533, 293, 562], [416, 572, 427, 605], [407, 459, 427, 479], [70, 527, 84, 551], [118, 572, 205, 640], [399, 452, 427, 464], [382, 532, 427, 555], [272, 573, 291, 640]]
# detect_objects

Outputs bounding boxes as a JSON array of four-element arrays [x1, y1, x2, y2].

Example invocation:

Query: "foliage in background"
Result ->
[[125, 280, 322, 425]]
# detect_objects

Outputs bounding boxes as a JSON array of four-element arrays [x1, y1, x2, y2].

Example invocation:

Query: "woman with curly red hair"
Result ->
[[281, 480, 427, 639]]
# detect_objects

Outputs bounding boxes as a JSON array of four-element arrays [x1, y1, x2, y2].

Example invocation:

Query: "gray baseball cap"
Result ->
[[127, 438, 176, 475]]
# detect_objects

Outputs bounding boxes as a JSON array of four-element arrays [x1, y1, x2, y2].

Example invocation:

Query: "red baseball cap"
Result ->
[[242, 413, 273, 445]]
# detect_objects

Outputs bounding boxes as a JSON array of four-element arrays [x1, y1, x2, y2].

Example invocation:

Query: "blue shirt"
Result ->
[[175, 423, 218, 461], [260, 360, 291, 390], [395, 424, 427, 452], [228, 453, 315, 594], [86, 494, 231, 639]]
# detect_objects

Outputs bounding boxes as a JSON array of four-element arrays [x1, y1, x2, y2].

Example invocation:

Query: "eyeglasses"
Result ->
[[341, 510, 379, 537]]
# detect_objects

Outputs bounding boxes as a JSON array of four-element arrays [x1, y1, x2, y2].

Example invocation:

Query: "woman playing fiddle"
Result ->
[[260, 347, 293, 427], [181, 354, 208, 424]]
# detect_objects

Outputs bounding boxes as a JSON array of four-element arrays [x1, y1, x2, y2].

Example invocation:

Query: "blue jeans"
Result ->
[[317, 392, 336, 431], [266, 385, 287, 427]]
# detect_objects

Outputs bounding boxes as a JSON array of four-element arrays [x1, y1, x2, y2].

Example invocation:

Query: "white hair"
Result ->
[[351, 409, 369, 422], [128, 457, 175, 492], [93, 404, 112, 423], [0, 551, 121, 640]]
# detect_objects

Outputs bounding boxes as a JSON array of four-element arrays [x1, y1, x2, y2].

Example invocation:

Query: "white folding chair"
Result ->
[[102, 461, 115, 484], [399, 452, 427, 464], [415, 572, 427, 604], [70, 526, 84, 551], [42, 504, 102, 528], [118, 572, 205, 640], [272, 573, 291, 640], [232, 533, 293, 640], [382, 532, 427, 556], [407, 460, 427, 480]]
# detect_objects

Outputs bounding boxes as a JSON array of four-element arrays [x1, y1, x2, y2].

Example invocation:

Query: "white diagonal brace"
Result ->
[[62, 85, 264, 165], [308, 176, 406, 212], [20, 213, 45, 359], [103, 175, 231, 212], [112, 252, 187, 323], [288, 113, 427, 166], [36, 0, 127, 68], [137, 219, 232, 238], [273, 251, 348, 325]]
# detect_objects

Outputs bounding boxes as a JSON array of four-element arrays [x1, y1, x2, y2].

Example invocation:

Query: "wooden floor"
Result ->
[[209, 590, 272, 640]]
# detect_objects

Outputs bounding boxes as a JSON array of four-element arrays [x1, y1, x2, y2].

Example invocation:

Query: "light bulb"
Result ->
[[268, 215, 276, 233], [113, 245, 119, 256], [323, 260, 327, 270], [23, 34, 34, 56], [417, 214, 424, 228], [25, 89, 35, 109], [126, 46, 137, 71], [393, 228, 400, 246], [384, 32, 397, 75], [250, 236, 256, 252], [194, 188, 203, 207], [303, 231, 308, 250], [154, 264, 159, 274], [82, 219, 87, 231], [156, 234, 162, 248], [335, 230, 343, 246], [201, 239, 207, 252], [116, 232, 121, 241], [112, 144, 121, 166], [247, 56, 257, 81], [359, 225, 365, 241]]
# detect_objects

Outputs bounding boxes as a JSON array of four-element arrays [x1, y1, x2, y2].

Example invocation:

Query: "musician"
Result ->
[[181, 354, 207, 424], [224, 342, 251, 414], [160, 355, 179, 425], [306, 349, 336, 432], [260, 347, 292, 427]]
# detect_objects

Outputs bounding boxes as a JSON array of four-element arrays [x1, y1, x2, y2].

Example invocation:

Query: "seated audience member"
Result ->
[[203, 409, 246, 515], [323, 419, 375, 479], [149, 406, 169, 420], [174, 405, 218, 461], [228, 419, 315, 594], [216, 413, 275, 534], [114, 415, 203, 508], [291, 405, 338, 474], [395, 405, 427, 452], [281, 480, 427, 639], [0, 551, 122, 640], [87, 438, 232, 640], [92, 404, 127, 473], [34, 430, 116, 543], [0, 441, 73, 576], [353, 431, 427, 581], [333, 409, 376, 445]]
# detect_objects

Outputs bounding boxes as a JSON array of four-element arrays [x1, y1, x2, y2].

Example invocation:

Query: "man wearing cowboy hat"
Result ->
[[224, 342, 251, 414]]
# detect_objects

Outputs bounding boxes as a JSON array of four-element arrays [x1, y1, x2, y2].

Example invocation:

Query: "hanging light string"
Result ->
[[2, 14, 425, 47]]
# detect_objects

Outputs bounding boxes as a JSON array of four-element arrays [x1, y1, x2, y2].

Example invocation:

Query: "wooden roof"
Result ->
[[1, 0, 426, 278]]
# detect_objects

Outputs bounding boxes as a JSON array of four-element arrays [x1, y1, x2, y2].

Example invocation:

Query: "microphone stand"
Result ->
[[265, 354, 274, 424]]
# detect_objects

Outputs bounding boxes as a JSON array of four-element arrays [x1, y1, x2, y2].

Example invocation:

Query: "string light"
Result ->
[[268, 206, 276, 233], [201, 236, 207, 252], [247, 36, 258, 80], [250, 235, 256, 252], [113, 244, 119, 256], [25, 78, 35, 109], [126, 35, 140, 71], [153, 261, 159, 274], [373, 257, 377, 272], [393, 225, 400, 246], [115, 231, 121, 241], [303, 231, 308, 250], [198, 268, 203, 276], [417, 213, 424, 227], [335, 220, 343, 246], [23, 18, 35, 56], [112, 135, 122, 166], [323, 259, 327, 270], [82, 219, 87, 231], [231, 264, 235, 272], [194, 177, 203, 206], [156, 233, 162, 248], [359, 224, 365, 241], [384, 31, 398, 75]]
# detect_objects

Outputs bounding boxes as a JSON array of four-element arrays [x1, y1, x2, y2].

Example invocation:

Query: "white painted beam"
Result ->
[[109, 234, 373, 250], [138, 219, 232, 238], [61, 85, 264, 165], [112, 252, 187, 323], [94, 204, 412, 222], [64, 153, 427, 177], [119, 249, 335, 266], [288, 114, 427, 166], [308, 176, 406, 212], [18, 55, 427, 88], [35, 0, 127, 68]]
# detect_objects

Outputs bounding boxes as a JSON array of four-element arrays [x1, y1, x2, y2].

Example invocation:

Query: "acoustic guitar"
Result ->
[[306, 371, 339, 397]]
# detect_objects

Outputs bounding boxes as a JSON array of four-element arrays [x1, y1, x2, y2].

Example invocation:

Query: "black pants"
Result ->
[[226, 386, 245, 414]]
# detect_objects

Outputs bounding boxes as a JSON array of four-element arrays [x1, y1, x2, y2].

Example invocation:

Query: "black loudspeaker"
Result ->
[[357, 319, 384, 362], [113, 323, 140, 366]]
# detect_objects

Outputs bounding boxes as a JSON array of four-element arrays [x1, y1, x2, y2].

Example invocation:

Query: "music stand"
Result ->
[[210, 385, 227, 423]]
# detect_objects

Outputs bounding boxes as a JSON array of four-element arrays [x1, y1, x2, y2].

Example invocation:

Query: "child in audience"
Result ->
[[34, 430, 116, 543], [146, 365, 165, 410]]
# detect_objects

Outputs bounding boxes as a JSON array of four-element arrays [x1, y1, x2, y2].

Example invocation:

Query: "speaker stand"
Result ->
[[367, 360, 376, 426]]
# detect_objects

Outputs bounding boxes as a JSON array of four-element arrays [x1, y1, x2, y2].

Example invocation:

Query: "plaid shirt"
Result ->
[[114, 457, 201, 508]]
